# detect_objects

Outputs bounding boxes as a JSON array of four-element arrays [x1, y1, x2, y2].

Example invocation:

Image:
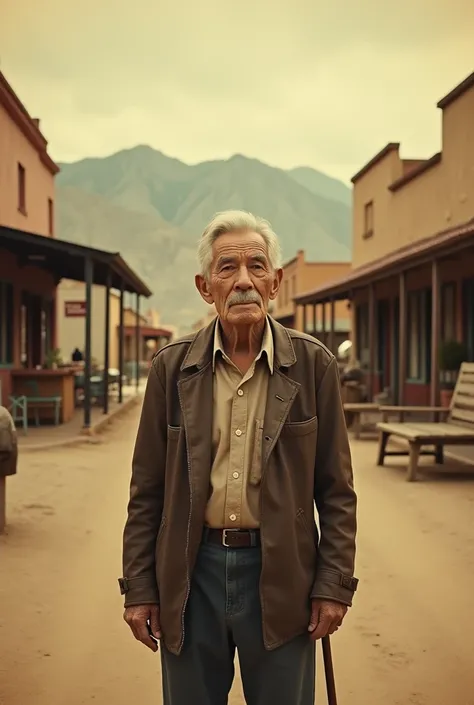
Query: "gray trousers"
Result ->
[[160, 541, 315, 705]]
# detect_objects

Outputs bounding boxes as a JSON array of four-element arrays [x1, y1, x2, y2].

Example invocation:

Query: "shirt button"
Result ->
[[229, 514, 237, 522], [237, 389, 244, 396], [232, 471, 239, 479], [235, 429, 242, 437]]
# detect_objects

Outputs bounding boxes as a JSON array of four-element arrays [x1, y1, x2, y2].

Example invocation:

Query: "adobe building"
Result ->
[[272, 249, 351, 353], [0, 71, 151, 427], [295, 70, 474, 405], [56, 280, 173, 369]]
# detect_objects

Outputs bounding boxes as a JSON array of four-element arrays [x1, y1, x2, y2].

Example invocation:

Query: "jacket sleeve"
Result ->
[[120, 361, 166, 607], [311, 355, 359, 606]]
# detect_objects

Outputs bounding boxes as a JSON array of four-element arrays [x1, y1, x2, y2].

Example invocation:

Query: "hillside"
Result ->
[[56, 147, 352, 328]]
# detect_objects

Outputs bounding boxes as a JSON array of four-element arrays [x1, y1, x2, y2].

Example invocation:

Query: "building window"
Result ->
[[48, 198, 54, 235], [363, 201, 374, 239], [355, 302, 369, 367], [0, 281, 14, 365], [407, 290, 430, 381], [441, 282, 456, 341], [18, 163, 26, 214]]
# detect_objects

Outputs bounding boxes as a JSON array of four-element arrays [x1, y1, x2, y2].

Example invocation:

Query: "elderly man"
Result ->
[[120, 210, 358, 705]]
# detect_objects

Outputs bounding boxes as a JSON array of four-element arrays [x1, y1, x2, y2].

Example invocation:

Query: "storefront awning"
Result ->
[[123, 325, 172, 338], [295, 219, 474, 306], [0, 224, 152, 297]]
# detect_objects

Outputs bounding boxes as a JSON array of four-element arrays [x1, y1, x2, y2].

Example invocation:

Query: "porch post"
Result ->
[[431, 259, 440, 407], [329, 298, 335, 353], [103, 269, 111, 414], [312, 304, 317, 338], [321, 302, 326, 346], [118, 280, 125, 404], [398, 272, 407, 405], [135, 294, 140, 392], [83, 256, 94, 429], [368, 283, 375, 402]]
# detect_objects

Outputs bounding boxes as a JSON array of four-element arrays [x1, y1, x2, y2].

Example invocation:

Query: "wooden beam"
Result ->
[[83, 256, 93, 429], [431, 259, 440, 406], [313, 304, 317, 338], [103, 268, 111, 415], [398, 272, 407, 405], [328, 298, 336, 352], [368, 283, 376, 402], [321, 302, 326, 346]]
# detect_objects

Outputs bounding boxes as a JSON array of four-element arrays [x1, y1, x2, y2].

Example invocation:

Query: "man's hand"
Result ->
[[308, 599, 347, 641], [124, 604, 161, 652]]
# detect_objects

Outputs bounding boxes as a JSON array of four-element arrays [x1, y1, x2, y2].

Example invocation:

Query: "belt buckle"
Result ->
[[222, 529, 237, 547]]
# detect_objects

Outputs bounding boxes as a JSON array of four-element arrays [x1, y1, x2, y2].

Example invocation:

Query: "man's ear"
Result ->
[[195, 274, 214, 304], [269, 268, 283, 300]]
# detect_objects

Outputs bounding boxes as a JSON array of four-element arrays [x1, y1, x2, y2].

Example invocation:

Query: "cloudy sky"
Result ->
[[1, 0, 473, 183]]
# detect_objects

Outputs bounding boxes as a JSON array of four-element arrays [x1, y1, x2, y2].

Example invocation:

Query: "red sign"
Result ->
[[64, 301, 86, 317]]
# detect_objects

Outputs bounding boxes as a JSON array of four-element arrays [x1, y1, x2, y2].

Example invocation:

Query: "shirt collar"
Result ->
[[212, 316, 274, 374]]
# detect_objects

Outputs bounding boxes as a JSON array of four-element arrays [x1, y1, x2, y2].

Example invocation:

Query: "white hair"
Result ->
[[197, 210, 283, 278]]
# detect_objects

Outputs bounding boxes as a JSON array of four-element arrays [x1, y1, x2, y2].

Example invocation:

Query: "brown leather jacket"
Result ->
[[121, 318, 358, 655]]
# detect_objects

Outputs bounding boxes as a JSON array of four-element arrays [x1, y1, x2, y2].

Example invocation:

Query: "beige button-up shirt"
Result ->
[[204, 318, 274, 529]]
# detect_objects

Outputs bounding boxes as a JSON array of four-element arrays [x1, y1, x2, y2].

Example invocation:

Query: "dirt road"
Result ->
[[1, 408, 474, 705]]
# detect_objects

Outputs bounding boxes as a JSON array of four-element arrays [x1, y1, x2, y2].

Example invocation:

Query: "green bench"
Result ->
[[22, 380, 62, 427]]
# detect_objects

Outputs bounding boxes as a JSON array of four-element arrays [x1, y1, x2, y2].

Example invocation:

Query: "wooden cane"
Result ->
[[322, 636, 338, 705]]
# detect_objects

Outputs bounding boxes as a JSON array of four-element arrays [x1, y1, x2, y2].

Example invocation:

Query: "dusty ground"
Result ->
[[1, 408, 474, 705]]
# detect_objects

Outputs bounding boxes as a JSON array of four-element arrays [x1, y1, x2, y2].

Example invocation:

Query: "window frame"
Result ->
[[0, 280, 15, 367], [441, 281, 456, 342], [363, 201, 374, 239], [18, 162, 26, 214], [48, 197, 54, 236], [406, 289, 430, 383]]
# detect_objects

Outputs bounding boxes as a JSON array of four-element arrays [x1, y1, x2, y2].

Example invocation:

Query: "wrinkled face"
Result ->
[[195, 230, 282, 326]]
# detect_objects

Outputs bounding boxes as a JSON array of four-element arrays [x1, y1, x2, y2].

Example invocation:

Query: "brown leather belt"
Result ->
[[203, 527, 261, 548]]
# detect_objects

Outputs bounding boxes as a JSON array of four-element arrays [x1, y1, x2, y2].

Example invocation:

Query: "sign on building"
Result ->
[[64, 301, 86, 317]]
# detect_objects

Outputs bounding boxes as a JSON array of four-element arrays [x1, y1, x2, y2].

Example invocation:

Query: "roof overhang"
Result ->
[[0, 225, 152, 297], [294, 218, 474, 305]]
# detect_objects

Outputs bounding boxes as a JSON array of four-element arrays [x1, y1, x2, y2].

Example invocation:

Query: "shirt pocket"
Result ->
[[249, 419, 264, 486]]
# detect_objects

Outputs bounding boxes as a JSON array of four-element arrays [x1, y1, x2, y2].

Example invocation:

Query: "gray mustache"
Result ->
[[227, 291, 262, 306]]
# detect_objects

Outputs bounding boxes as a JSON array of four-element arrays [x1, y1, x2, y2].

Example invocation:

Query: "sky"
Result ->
[[1, 0, 473, 184]]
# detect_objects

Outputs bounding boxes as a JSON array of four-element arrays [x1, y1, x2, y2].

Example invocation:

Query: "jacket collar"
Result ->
[[181, 315, 297, 371]]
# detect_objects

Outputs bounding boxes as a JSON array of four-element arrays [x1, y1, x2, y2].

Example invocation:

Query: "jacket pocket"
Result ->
[[157, 515, 167, 542], [167, 425, 181, 439], [282, 415, 318, 437], [155, 515, 167, 568], [296, 507, 315, 541]]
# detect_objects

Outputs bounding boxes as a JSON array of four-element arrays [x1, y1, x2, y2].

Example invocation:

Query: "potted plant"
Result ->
[[438, 339, 468, 407], [44, 348, 63, 370]]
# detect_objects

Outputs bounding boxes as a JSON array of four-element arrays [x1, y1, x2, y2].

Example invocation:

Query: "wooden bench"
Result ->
[[343, 403, 380, 439], [376, 362, 474, 481]]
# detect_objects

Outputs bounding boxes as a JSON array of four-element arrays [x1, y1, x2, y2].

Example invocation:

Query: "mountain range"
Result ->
[[56, 146, 352, 329]]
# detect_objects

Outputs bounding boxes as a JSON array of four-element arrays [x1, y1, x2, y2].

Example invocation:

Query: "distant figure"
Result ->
[[120, 210, 358, 705], [72, 347, 84, 363]]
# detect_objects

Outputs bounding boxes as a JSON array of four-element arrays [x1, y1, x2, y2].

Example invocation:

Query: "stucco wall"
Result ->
[[273, 250, 351, 331], [352, 86, 474, 269], [0, 104, 55, 237], [56, 281, 121, 368]]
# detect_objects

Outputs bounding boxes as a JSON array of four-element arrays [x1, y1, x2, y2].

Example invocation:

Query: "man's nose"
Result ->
[[235, 266, 253, 290]]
